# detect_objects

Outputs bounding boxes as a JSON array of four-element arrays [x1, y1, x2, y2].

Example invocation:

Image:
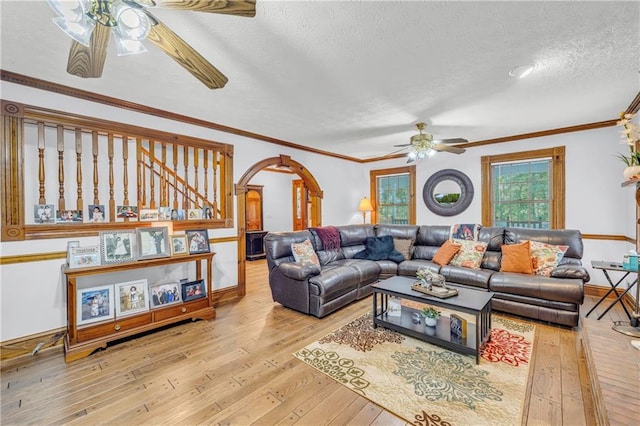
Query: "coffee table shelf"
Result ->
[[372, 276, 493, 364]]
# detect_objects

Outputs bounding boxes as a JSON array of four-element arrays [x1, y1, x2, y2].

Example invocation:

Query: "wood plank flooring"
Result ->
[[0, 259, 632, 425]]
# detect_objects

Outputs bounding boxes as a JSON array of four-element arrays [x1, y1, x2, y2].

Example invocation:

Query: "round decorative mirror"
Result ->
[[422, 169, 474, 216]]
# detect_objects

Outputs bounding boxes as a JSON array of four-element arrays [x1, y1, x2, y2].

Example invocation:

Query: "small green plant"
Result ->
[[617, 150, 640, 166], [421, 307, 441, 319]]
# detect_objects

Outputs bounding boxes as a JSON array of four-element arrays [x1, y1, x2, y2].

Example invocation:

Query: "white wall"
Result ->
[[0, 81, 635, 341]]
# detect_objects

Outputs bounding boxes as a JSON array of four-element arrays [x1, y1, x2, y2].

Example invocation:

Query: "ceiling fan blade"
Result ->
[[145, 14, 228, 89], [66, 24, 111, 78], [432, 144, 466, 154], [148, 0, 256, 17], [432, 138, 469, 144], [393, 143, 412, 147]]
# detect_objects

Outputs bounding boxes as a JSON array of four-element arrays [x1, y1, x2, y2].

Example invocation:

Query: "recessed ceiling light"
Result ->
[[508, 63, 537, 79]]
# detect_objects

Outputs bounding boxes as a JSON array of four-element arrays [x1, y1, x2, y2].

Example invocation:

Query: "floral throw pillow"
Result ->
[[291, 239, 320, 266], [528, 240, 568, 276], [449, 238, 488, 269]]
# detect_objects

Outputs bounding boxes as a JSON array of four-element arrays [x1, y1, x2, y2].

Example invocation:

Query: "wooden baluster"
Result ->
[[213, 150, 218, 216], [57, 125, 65, 211], [183, 145, 189, 209], [75, 129, 83, 211], [122, 135, 129, 206], [92, 132, 99, 205], [194, 147, 199, 202], [161, 142, 167, 207], [149, 140, 156, 209], [173, 144, 179, 209], [108, 134, 115, 218], [37, 122, 45, 204], [137, 138, 143, 208], [203, 149, 209, 202]]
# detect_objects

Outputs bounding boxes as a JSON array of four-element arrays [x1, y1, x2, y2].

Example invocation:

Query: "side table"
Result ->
[[587, 260, 636, 320]]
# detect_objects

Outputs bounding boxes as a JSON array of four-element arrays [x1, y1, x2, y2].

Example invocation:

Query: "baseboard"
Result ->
[[584, 283, 637, 313], [0, 327, 66, 361]]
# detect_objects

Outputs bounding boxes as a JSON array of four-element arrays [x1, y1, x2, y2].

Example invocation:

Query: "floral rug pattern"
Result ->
[[294, 312, 535, 425]]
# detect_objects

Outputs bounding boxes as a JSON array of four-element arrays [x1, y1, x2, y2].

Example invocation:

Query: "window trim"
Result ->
[[370, 165, 416, 225], [481, 146, 565, 229]]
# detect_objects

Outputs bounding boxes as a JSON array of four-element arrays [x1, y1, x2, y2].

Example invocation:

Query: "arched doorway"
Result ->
[[235, 155, 323, 296]]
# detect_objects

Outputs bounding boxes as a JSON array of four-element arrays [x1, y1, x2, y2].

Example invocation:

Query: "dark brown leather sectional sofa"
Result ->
[[264, 224, 590, 327]]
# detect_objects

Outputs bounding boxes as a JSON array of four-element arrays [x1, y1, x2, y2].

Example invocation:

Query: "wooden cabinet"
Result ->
[[63, 252, 215, 362], [246, 230, 268, 260]]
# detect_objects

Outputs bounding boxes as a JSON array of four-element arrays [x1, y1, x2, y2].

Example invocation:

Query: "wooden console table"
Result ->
[[63, 252, 215, 362]]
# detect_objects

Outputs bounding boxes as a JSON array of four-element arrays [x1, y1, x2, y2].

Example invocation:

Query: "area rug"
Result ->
[[293, 312, 535, 425]]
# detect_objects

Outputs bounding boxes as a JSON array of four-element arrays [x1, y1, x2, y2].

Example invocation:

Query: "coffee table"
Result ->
[[372, 276, 493, 364]]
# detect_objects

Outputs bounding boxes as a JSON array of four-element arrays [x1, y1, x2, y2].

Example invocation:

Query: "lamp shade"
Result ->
[[358, 197, 373, 212]]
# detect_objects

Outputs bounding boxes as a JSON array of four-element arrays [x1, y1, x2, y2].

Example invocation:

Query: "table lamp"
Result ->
[[358, 197, 373, 224]]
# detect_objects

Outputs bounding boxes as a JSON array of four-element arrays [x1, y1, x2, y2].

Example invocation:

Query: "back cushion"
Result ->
[[337, 224, 376, 258]]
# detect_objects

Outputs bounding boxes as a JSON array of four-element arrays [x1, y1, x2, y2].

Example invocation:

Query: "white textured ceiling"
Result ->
[[1, 1, 639, 160]]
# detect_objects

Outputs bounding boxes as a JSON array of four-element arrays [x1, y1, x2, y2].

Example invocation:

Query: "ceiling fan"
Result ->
[[393, 122, 467, 162], [48, 0, 256, 89]]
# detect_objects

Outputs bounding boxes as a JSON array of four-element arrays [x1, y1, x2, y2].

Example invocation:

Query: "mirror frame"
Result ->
[[422, 169, 474, 216]]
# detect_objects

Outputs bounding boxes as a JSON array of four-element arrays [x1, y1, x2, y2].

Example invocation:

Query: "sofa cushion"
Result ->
[[500, 241, 534, 274], [354, 235, 405, 263], [308, 265, 360, 297], [432, 240, 461, 266], [291, 239, 320, 266], [529, 240, 568, 276], [489, 272, 584, 304], [439, 264, 493, 290], [449, 239, 488, 269]]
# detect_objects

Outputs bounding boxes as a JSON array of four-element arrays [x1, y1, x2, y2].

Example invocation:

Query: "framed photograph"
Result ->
[[100, 231, 136, 264], [149, 282, 181, 308], [181, 279, 206, 302], [56, 209, 83, 223], [115, 279, 150, 317], [170, 209, 185, 220], [34, 204, 55, 224], [158, 206, 172, 220], [187, 208, 202, 220], [66, 240, 79, 265], [170, 235, 188, 256], [69, 245, 101, 268], [86, 204, 105, 223], [202, 204, 214, 220], [77, 285, 114, 326], [136, 227, 170, 260], [139, 208, 159, 222], [116, 205, 138, 219], [185, 229, 210, 254]]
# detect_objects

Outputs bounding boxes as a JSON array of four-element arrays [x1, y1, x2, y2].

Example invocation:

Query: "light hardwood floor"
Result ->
[[0, 259, 628, 425]]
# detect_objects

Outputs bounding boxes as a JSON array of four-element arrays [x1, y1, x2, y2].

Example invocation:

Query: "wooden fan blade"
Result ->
[[432, 144, 466, 154], [393, 143, 412, 147], [146, 17, 228, 89], [432, 138, 469, 144], [149, 0, 256, 17], [66, 24, 111, 78]]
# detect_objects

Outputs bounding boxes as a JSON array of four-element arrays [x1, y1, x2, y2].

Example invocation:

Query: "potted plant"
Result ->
[[421, 307, 441, 327], [617, 112, 640, 180]]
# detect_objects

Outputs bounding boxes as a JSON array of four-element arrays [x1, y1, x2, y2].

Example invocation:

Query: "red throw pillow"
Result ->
[[500, 241, 534, 274], [432, 240, 461, 266]]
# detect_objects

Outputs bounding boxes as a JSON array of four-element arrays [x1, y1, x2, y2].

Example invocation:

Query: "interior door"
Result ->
[[246, 185, 263, 231], [292, 179, 307, 231]]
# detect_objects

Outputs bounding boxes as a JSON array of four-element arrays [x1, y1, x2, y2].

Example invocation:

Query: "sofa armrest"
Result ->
[[551, 264, 590, 282], [279, 261, 321, 280]]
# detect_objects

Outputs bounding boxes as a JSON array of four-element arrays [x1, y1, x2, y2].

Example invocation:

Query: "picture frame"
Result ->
[[187, 208, 202, 220], [185, 229, 210, 254], [181, 279, 206, 302], [149, 282, 181, 308], [202, 204, 214, 220], [66, 240, 79, 265], [100, 231, 136, 264], [170, 235, 188, 256], [115, 279, 150, 317], [139, 208, 159, 222], [86, 204, 105, 223], [158, 206, 173, 220], [56, 209, 83, 223], [116, 205, 138, 219], [69, 245, 101, 268], [77, 285, 114, 326], [34, 204, 55, 224], [170, 208, 185, 220], [136, 227, 170, 260]]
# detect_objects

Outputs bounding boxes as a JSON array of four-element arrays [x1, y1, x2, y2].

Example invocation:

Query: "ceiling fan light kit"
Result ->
[[508, 63, 537, 79], [47, 0, 257, 88], [393, 122, 466, 162]]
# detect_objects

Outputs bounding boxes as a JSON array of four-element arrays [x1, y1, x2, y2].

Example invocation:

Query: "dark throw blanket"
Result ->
[[310, 226, 341, 251]]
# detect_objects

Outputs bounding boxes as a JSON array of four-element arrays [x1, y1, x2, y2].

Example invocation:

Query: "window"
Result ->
[[481, 147, 565, 229], [370, 166, 416, 225]]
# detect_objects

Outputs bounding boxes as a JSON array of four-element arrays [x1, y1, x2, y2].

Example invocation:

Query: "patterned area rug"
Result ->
[[293, 312, 535, 425]]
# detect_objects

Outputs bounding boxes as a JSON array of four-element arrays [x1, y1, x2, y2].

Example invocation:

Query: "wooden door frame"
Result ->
[[235, 155, 323, 297]]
